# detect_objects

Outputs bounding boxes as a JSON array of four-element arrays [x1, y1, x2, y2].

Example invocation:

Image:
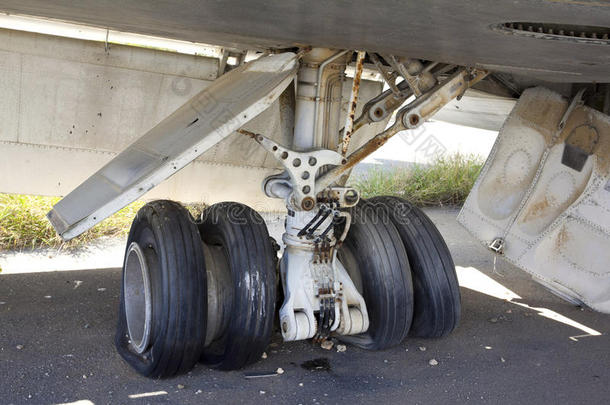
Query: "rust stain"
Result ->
[[520, 196, 555, 223], [566, 124, 598, 151], [554, 225, 570, 255], [514, 93, 566, 143], [345, 133, 391, 172], [384, 96, 404, 111], [237, 128, 257, 139], [341, 51, 366, 156]]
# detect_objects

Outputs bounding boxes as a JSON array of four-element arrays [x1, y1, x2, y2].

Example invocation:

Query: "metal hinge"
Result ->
[[488, 238, 505, 254]]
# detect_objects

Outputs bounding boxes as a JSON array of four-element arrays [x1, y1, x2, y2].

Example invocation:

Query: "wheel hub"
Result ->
[[201, 242, 233, 347], [123, 242, 153, 354]]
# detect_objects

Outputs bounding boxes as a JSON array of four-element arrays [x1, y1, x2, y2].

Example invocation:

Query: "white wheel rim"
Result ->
[[124, 242, 153, 354]]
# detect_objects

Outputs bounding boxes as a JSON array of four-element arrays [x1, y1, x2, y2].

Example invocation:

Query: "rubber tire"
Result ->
[[198, 202, 277, 370], [368, 196, 460, 337], [115, 200, 207, 378], [337, 200, 414, 350]]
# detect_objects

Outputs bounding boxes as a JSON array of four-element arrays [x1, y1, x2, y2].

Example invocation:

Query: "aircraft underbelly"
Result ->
[[459, 87, 610, 312], [0, 0, 608, 82]]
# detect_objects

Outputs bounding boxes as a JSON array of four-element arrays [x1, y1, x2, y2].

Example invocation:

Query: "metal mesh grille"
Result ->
[[494, 22, 610, 44]]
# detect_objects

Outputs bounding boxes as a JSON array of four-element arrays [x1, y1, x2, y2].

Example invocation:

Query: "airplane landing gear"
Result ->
[[112, 48, 476, 377], [337, 200, 414, 350]]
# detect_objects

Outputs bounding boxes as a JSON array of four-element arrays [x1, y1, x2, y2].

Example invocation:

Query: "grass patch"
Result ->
[[0, 195, 207, 252], [352, 153, 484, 206], [0, 194, 145, 251]]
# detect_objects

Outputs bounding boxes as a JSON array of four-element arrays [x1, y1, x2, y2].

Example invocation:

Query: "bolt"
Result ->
[[308, 157, 317, 166], [409, 114, 420, 126], [293, 158, 301, 167], [302, 185, 311, 194], [301, 171, 310, 180], [302, 197, 315, 211], [281, 151, 288, 159], [345, 189, 359, 205]]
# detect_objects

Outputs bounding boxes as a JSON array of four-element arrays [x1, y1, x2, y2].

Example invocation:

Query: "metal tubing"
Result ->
[[340, 50, 366, 156], [312, 50, 350, 143], [293, 65, 318, 150]]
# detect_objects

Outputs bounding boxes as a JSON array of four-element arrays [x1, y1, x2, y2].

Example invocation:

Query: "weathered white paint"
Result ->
[[0, 28, 389, 214], [0, 28, 289, 212], [47, 52, 298, 239], [459, 87, 610, 313]]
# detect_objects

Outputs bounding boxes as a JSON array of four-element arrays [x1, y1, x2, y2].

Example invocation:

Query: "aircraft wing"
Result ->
[[0, 0, 608, 83]]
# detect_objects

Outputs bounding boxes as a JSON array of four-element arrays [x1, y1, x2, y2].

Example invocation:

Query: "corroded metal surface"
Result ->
[[340, 51, 365, 156], [316, 69, 488, 191]]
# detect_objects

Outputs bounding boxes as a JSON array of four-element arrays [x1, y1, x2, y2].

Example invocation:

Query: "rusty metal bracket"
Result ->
[[369, 53, 402, 97], [381, 54, 423, 97], [315, 68, 488, 191], [351, 81, 412, 133]]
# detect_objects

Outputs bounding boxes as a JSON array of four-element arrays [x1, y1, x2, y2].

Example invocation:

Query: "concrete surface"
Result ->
[[1, 208, 609, 404]]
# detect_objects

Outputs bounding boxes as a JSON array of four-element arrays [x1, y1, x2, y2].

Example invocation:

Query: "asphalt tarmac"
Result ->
[[1, 208, 609, 404]]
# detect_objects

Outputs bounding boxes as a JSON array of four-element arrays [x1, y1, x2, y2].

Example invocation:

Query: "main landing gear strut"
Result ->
[[115, 49, 483, 377]]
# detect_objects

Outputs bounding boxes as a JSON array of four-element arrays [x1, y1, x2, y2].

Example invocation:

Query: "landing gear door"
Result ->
[[47, 53, 298, 241], [458, 87, 610, 313]]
